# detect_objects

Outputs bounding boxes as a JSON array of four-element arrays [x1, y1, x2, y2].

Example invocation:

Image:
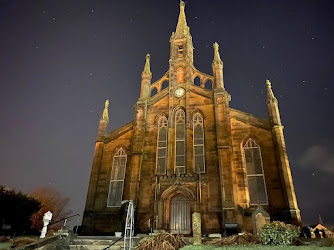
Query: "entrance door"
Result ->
[[170, 195, 191, 234]]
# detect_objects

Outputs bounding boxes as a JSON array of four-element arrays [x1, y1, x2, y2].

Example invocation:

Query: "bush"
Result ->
[[260, 221, 300, 246]]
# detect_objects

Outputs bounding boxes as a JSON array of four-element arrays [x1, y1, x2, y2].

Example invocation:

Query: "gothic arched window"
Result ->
[[243, 139, 268, 205], [177, 67, 184, 83], [175, 109, 186, 174], [193, 113, 205, 173], [156, 117, 168, 175], [107, 148, 127, 207]]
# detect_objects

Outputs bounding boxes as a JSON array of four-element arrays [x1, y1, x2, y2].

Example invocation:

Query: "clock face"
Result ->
[[174, 87, 185, 97]]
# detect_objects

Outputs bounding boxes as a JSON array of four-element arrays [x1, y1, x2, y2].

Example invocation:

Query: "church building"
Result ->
[[82, 1, 301, 235]]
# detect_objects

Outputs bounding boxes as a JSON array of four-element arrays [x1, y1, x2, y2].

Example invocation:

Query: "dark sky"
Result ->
[[1, 0, 333, 229]]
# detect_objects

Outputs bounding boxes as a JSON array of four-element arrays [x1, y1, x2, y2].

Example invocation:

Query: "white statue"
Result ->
[[40, 211, 53, 238]]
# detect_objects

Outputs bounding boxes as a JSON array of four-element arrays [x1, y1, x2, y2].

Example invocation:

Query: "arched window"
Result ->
[[107, 148, 127, 207], [193, 113, 205, 173], [194, 76, 201, 86], [177, 67, 184, 83], [156, 117, 168, 175], [175, 109, 186, 174], [243, 139, 268, 205]]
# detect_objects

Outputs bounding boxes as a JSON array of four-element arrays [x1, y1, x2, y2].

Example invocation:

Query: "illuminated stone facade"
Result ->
[[82, 1, 301, 235]]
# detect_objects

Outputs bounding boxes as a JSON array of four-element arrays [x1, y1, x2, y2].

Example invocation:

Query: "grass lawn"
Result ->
[[0, 242, 12, 249], [181, 245, 334, 250]]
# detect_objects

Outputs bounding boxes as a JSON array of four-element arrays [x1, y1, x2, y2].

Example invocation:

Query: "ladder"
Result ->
[[122, 200, 134, 250]]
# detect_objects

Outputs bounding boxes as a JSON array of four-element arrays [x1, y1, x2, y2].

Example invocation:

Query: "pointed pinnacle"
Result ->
[[142, 53, 152, 75], [266, 79, 277, 103], [101, 99, 109, 121], [175, 1, 190, 37], [212, 42, 223, 66]]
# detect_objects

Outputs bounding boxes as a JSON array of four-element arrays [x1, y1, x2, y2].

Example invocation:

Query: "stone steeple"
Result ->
[[170, 1, 193, 64], [174, 1, 191, 39], [139, 54, 152, 100], [212, 42, 224, 89]]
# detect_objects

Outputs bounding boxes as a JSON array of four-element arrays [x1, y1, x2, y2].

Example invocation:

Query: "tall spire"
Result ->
[[266, 79, 277, 104], [142, 54, 152, 76], [212, 42, 223, 66], [174, 1, 190, 38], [101, 99, 109, 122]]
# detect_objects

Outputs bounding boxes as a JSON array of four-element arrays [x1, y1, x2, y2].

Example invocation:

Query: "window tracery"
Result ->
[[243, 139, 268, 205], [107, 148, 127, 207], [175, 109, 186, 173], [193, 113, 205, 173], [156, 117, 168, 175]]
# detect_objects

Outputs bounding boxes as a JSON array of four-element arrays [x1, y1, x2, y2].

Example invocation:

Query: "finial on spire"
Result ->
[[266, 79, 277, 103], [212, 42, 223, 66], [266, 79, 271, 87], [142, 53, 152, 76], [101, 99, 109, 121]]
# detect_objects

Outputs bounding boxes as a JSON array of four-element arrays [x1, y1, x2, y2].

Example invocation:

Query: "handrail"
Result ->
[[103, 213, 158, 250], [49, 213, 80, 234]]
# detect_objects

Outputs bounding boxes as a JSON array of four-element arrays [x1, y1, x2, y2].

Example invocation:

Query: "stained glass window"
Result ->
[[177, 67, 184, 83]]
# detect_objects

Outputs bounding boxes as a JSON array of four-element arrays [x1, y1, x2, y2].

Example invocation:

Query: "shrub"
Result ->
[[260, 221, 300, 246]]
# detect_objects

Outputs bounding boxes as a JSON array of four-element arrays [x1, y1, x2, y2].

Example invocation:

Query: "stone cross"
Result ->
[[192, 212, 202, 245], [40, 211, 52, 238]]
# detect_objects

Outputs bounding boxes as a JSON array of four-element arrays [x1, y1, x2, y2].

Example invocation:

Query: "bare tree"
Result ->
[[30, 188, 72, 232]]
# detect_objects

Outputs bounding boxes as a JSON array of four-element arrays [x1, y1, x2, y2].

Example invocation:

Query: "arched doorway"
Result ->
[[170, 194, 191, 234]]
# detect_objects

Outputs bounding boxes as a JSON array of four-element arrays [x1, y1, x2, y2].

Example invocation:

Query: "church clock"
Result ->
[[174, 87, 185, 97]]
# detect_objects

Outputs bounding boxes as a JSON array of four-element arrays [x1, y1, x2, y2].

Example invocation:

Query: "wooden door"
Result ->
[[170, 195, 191, 234]]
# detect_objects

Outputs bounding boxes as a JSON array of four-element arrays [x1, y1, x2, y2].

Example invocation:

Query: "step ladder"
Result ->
[[122, 200, 134, 250]]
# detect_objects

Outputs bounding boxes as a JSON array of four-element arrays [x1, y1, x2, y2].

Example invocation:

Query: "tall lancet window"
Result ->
[[107, 148, 127, 207], [193, 113, 205, 173], [177, 67, 184, 83], [156, 117, 168, 175], [243, 139, 268, 205], [175, 109, 186, 174]]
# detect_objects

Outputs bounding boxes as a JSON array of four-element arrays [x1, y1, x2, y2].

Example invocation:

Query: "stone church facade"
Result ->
[[82, 2, 301, 235]]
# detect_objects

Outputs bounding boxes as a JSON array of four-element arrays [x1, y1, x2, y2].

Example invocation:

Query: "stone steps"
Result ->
[[69, 236, 144, 250]]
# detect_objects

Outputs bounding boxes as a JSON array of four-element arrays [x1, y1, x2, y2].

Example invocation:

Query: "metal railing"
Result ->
[[103, 213, 158, 250]]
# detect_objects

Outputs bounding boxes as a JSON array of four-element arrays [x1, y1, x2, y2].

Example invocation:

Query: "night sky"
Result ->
[[1, 0, 333, 229]]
